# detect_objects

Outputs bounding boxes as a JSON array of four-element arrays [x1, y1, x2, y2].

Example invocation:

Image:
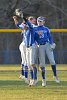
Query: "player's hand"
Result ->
[[13, 16, 17, 20], [50, 43, 56, 50], [13, 16, 18, 24]]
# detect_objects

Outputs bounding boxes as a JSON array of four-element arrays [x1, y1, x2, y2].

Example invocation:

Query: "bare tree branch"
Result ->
[[45, 0, 67, 16], [6, 0, 19, 18]]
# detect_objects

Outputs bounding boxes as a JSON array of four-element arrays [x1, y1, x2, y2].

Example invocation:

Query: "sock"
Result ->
[[51, 65, 57, 76], [30, 69, 33, 79], [33, 67, 37, 80], [24, 65, 28, 78], [21, 64, 24, 76], [40, 67, 45, 79]]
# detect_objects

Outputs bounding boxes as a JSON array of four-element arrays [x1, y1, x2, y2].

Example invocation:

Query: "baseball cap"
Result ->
[[37, 16, 45, 22]]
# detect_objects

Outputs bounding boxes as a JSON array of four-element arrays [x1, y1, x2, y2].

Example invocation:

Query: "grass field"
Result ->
[[0, 64, 67, 100]]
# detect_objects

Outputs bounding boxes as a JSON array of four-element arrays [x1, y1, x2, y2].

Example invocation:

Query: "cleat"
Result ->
[[33, 79, 38, 86], [29, 79, 34, 86], [19, 75, 25, 80], [53, 76, 60, 83], [24, 78, 29, 84], [42, 79, 46, 87]]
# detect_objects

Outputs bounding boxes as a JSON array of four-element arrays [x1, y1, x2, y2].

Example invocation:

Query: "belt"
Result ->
[[27, 46, 30, 48], [39, 43, 46, 45], [27, 44, 32, 48]]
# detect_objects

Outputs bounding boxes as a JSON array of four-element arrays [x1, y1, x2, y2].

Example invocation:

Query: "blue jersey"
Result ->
[[17, 21, 36, 47], [34, 25, 53, 44]]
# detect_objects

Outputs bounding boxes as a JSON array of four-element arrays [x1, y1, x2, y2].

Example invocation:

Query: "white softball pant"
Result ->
[[26, 43, 36, 66], [19, 42, 26, 65]]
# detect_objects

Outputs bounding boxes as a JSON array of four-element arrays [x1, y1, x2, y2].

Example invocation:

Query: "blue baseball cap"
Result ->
[[37, 16, 45, 22]]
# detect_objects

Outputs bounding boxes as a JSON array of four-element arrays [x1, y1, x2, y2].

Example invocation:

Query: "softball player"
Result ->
[[13, 16, 30, 84], [24, 16, 38, 86], [13, 15, 38, 86], [35, 16, 60, 86]]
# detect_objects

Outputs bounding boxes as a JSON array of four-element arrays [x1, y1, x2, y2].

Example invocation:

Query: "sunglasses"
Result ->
[[37, 20, 43, 22]]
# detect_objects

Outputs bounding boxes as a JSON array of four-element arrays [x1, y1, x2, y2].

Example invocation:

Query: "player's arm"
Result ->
[[47, 28, 53, 44], [23, 17, 33, 29], [13, 16, 19, 25], [13, 16, 24, 30], [14, 8, 33, 30], [47, 28, 56, 50]]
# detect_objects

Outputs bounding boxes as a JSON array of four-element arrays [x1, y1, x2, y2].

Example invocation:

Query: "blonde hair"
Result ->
[[28, 16, 35, 21]]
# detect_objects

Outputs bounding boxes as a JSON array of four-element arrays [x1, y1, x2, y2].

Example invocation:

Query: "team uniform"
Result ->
[[17, 21, 36, 66], [35, 26, 55, 66], [34, 16, 60, 86]]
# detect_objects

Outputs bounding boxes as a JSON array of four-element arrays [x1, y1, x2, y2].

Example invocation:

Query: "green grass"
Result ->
[[0, 64, 67, 100]]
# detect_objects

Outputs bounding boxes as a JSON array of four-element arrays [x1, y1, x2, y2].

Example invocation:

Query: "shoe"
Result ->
[[42, 79, 46, 87], [24, 78, 29, 84], [19, 75, 25, 80], [29, 79, 34, 86], [33, 79, 38, 85], [53, 76, 60, 83]]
